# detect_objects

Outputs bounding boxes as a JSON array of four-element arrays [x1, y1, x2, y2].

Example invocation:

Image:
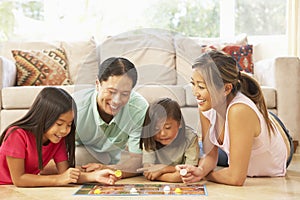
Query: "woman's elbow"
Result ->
[[229, 175, 246, 186]]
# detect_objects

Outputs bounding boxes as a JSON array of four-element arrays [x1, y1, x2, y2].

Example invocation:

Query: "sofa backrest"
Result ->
[[98, 29, 177, 86]]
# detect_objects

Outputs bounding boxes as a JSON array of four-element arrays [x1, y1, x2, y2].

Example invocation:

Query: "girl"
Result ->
[[176, 50, 294, 186], [0, 87, 118, 187], [138, 98, 199, 182]]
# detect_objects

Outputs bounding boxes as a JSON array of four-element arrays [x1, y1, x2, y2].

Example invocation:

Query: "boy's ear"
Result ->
[[224, 83, 233, 96]]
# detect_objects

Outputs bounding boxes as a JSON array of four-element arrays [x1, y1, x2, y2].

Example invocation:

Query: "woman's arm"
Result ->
[[206, 104, 260, 186], [7, 157, 80, 187]]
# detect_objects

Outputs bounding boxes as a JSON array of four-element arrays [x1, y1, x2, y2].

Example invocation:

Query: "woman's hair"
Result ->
[[0, 87, 77, 169], [140, 98, 185, 151], [192, 50, 273, 134], [98, 57, 138, 88]]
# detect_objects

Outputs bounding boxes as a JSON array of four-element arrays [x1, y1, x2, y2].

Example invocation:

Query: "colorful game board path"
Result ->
[[74, 183, 207, 196]]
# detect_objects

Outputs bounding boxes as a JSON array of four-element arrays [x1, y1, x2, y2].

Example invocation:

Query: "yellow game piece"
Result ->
[[114, 169, 122, 177], [94, 188, 101, 194], [174, 187, 182, 194]]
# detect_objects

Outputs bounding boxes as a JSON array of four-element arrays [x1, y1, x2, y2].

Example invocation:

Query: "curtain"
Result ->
[[287, 0, 300, 57]]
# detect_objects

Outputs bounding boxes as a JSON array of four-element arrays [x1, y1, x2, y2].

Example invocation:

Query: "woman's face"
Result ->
[[96, 75, 133, 116], [154, 118, 180, 146], [43, 110, 74, 144], [191, 70, 212, 112]]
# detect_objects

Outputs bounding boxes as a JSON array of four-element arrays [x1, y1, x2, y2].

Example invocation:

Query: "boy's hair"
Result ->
[[192, 50, 272, 134], [0, 87, 77, 169], [97, 57, 138, 88], [140, 98, 185, 151]]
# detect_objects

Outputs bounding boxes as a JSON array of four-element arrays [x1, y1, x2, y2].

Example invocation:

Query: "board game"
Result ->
[[74, 183, 207, 196]]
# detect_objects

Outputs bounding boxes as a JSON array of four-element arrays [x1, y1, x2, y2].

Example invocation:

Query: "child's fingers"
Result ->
[[175, 164, 186, 171]]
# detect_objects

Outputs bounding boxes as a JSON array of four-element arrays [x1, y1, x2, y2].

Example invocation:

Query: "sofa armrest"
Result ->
[[254, 57, 300, 141], [0, 56, 16, 109], [0, 56, 16, 89]]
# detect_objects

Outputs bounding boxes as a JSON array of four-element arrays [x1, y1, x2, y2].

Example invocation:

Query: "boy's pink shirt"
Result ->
[[0, 127, 68, 184]]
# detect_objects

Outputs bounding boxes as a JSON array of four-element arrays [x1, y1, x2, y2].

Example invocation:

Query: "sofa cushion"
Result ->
[[1, 84, 93, 109], [174, 34, 248, 85], [99, 29, 177, 85], [134, 85, 186, 107], [222, 44, 254, 73], [61, 37, 99, 84], [12, 48, 72, 86], [1, 41, 61, 61]]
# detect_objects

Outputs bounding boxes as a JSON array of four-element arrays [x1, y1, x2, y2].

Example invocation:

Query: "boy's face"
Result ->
[[96, 75, 133, 116], [154, 118, 180, 146]]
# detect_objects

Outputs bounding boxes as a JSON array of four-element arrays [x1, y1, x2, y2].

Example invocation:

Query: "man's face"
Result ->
[[96, 75, 133, 116]]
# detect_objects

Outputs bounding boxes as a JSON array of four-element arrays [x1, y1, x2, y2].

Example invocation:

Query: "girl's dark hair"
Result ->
[[98, 57, 138, 88], [0, 87, 77, 169], [192, 50, 273, 134], [140, 98, 185, 151]]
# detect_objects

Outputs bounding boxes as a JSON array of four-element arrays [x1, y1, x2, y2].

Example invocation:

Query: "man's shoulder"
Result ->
[[128, 91, 149, 110], [72, 88, 95, 108]]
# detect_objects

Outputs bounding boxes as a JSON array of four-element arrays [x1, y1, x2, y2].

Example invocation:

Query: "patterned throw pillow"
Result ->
[[222, 44, 254, 73], [11, 48, 73, 86]]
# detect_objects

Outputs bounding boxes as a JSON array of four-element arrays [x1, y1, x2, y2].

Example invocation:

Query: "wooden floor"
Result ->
[[1, 153, 299, 200]]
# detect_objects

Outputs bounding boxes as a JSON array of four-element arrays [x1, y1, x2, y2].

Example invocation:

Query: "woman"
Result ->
[[176, 50, 294, 186]]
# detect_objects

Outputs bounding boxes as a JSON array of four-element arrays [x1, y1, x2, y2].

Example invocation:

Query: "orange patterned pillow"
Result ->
[[11, 48, 73, 86]]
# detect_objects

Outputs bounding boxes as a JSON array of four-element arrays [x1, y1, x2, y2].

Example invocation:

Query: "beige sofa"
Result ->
[[0, 29, 299, 144]]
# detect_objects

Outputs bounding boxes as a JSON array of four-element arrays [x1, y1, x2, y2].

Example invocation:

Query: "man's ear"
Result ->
[[95, 78, 101, 90], [224, 83, 233, 96]]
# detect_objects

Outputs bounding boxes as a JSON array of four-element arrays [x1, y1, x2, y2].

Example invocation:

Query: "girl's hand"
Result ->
[[81, 163, 103, 172], [176, 164, 204, 183], [58, 168, 81, 185], [137, 164, 167, 181], [93, 169, 119, 185], [143, 170, 162, 181]]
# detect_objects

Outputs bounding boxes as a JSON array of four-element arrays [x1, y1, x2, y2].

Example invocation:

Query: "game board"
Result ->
[[74, 183, 207, 196]]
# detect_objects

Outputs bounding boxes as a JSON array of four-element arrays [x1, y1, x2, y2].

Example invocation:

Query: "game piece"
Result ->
[[163, 185, 170, 194], [130, 187, 138, 194], [174, 187, 182, 194], [180, 168, 187, 176], [93, 188, 101, 194], [114, 170, 122, 177]]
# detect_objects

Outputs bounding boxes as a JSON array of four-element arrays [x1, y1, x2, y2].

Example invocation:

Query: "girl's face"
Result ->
[[43, 110, 74, 144], [154, 118, 180, 145], [96, 75, 133, 116], [191, 70, 212, 111]]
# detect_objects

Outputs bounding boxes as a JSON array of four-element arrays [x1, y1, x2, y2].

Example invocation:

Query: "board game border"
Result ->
[[73, 183, 208, 196]]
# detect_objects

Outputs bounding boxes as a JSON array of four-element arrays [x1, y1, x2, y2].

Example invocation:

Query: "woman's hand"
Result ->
[[176, 164, 204, 183]]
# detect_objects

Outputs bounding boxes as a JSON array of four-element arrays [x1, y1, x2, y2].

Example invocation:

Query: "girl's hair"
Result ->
[[140, 98, 185, 151], [98, 57, 138, 88], [192, 50, 273, 134], [0, 87, 77, 169]]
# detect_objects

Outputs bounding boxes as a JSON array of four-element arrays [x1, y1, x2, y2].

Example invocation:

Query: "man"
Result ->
[[74, 57, 148, 178]]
